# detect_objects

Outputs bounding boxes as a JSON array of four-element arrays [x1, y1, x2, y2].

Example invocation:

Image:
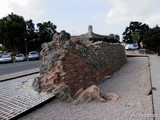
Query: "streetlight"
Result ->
[[24, 39, 28, 57]]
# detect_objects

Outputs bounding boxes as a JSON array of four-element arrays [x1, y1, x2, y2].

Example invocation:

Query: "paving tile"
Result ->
[[0, 74, 54, 120]]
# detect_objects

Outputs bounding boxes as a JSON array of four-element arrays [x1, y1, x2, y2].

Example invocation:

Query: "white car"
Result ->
[[125, 44, 138, 50], [15, 54, 25, 62], [28, 51, 39, 60], [0, 54, 13, 63]]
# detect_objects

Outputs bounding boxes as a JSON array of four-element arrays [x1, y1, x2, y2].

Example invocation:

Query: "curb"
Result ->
[[0, 68, 39, 82], [126, 54, 149, 57]]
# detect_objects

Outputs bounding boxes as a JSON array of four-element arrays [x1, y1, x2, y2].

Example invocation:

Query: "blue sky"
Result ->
[[0, 0, 160, 40]]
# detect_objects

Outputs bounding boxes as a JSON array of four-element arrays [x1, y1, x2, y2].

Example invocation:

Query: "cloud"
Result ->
[[0, 0, 45, 21], [106, 0, 160, 27]]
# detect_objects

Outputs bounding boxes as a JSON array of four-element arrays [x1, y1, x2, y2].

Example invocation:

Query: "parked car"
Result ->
[[0, 54, 13, 63], [15, 54, 25, 62], [125, 44, 138, 50], [28, 51, 39, 60]]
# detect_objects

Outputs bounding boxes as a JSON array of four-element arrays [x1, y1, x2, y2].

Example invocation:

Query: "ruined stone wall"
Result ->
[[32, 31, 127, 95]]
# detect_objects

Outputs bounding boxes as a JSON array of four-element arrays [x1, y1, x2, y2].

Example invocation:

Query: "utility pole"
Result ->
[[24, 39, 28, 57]]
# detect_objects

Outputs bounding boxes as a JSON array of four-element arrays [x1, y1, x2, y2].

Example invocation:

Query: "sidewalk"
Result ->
[[126, 50, 160, 119], [149, 55, 160, 119]]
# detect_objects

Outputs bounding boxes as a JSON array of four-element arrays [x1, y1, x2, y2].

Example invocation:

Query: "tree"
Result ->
[[0, 13, 58, 53], [26, 19, 36, 41], [36, 21, 57, 46], [107, 34, 120, 43], [143, 25, 160, 52], [25, 19, 38, 53], [122, 21, 149, 48], [0, 13, 26, 53]]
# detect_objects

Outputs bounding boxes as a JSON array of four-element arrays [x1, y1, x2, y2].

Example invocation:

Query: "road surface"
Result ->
[[0, 60, 41, 76]]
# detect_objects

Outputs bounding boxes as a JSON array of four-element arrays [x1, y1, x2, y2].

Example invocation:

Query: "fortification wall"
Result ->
[[32, 31, 127, 96]]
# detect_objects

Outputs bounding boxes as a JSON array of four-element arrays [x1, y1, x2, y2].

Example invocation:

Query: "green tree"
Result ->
[[0, 13, 58, 53], [107, 34, 120, 43], [26, 19, 37, 41], [0, 13, 26, 53], [36, 21, 57, 46], [143, 25, 160, 52], [25, 19, 39, 53], [122, 21, 149, 48]]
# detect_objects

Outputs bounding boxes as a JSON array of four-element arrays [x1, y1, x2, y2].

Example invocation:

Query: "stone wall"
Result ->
[[32, 31, 127, 96]]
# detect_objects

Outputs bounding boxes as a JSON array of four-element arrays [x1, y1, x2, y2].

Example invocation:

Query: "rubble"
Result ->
[[73, 85, 106, 104]]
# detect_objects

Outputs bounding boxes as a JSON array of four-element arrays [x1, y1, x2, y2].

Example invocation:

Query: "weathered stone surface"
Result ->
[[73, 85, 106, 105], [103, 93, 120, 101], [32, 30, 127, 103], [52, 83, 73, 103]]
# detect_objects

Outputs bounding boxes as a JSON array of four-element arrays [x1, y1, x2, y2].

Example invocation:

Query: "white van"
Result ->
[[125, 44, 138, 50]]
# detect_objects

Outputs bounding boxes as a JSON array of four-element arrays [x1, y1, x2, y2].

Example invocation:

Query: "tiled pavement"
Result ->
[[0, 74, 54, 120]]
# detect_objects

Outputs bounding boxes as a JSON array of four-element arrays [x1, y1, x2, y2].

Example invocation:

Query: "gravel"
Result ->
[[18, 57, 153, 120]]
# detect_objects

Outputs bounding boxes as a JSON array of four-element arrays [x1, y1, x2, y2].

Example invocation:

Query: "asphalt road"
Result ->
[[0, 60, 41, 76]]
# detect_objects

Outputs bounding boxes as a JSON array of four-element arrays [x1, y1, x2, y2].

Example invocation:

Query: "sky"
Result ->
[[0, 0, 160, 40]]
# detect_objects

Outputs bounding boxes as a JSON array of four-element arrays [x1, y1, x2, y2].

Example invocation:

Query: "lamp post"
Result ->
[[24, 39, 28, 57]]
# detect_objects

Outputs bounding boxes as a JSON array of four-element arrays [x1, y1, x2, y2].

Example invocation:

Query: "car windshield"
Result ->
[[133, 44, 138, 47], [29, 52, 37, 55], [16, 54, 23, 57], [1, 55, 10, 58]]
